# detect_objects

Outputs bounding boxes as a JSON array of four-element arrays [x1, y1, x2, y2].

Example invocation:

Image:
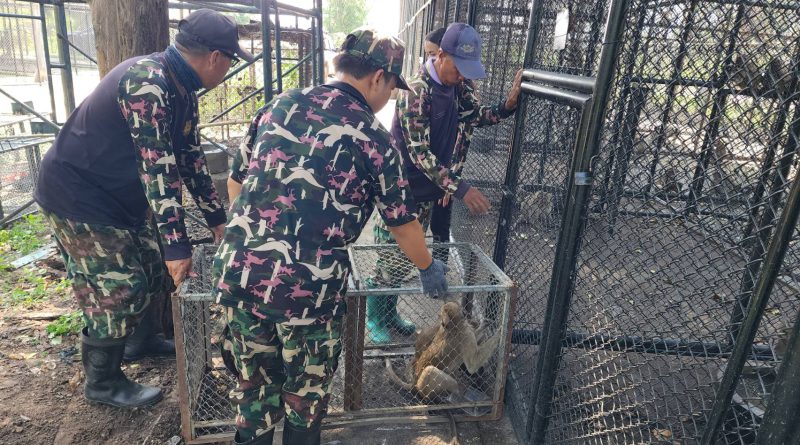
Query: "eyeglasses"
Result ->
[[213, 48, 239, 67]]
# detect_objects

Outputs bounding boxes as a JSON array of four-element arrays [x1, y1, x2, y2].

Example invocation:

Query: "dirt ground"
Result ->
[[0, 254, 184, 444], [0, 211, 520, 445]]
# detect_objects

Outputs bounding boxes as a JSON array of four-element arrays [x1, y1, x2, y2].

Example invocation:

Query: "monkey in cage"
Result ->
[[384, 301, 501, 402]]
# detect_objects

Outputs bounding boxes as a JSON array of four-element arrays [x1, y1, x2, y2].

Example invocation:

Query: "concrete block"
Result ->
[[203, 145, 230, 174], [211, 172, 229, 204]]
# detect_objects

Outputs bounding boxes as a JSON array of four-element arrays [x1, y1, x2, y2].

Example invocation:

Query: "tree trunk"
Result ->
[[88, 0, 170, 77]]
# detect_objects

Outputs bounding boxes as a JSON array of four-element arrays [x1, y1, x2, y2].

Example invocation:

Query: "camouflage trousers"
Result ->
[[225, 307, 343, 439], [372, 200, 434, 285], [42, 210, 173, 339]]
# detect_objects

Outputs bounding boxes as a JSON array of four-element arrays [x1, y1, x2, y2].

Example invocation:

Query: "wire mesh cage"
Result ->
[[425, 0, 800, 443], [173, 242, 516, 443], [0, 136, 51, 220]]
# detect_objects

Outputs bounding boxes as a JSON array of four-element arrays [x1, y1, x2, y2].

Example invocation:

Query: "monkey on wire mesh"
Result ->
[[384, 301, 500, 401]]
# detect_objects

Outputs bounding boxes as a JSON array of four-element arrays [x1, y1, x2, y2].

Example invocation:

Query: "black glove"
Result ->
[[419, 258, 448, 298]]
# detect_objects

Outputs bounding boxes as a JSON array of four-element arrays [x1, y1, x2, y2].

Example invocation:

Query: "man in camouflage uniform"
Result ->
[[366, 23, 523, 343], [34, 9, 252, 408], [213, 28, 448, 445]]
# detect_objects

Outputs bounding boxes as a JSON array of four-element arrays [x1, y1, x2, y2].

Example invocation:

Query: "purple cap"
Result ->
[[439, 23, 486, 80], [177, 9, 254, 63]]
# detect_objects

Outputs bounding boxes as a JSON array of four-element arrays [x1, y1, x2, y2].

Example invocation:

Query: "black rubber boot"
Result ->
[[233, 429, 274, 445], [123, 302, 175, 361], [82, 328, 163, 408], [282, 422, 321, 445]]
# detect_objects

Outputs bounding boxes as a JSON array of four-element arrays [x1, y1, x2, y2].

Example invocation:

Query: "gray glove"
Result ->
[[419, 258, 449, 298]]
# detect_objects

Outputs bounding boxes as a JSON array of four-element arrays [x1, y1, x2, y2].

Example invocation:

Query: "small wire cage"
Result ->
[[173, 242, 516, 443]]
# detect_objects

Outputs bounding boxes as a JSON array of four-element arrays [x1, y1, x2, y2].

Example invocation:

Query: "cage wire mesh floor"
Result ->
[[174, 243, 516, 444]]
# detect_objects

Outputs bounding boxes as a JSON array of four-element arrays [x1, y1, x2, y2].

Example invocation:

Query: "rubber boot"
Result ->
[[366, 295, 391, 344], [282, 422, 321, 445], [82, 328, 163, 408], [124, 301, 175, 361], [233, 429, 274, 445], [385, 295, 415, 336]]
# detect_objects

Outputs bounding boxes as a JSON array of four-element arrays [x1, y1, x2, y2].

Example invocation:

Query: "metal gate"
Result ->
[[394, 0, 800, 442]]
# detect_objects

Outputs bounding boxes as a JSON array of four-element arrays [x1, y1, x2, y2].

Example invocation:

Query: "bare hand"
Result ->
[[504, 69, 523, 111], [211, 223, 225, 243], [462, 187, 490, 215], [166, 258, 196, 287], [438, 193, 452, 207]]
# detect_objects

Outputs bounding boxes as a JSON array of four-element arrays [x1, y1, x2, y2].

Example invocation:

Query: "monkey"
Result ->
[[385, 301, 501, 401]]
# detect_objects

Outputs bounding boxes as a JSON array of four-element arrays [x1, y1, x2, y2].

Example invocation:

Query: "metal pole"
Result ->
[[315, 0, 324, 84], [38, 0, 57, 124], [728, 45, 800, 340], [596, 1, 652, 228], [466, 0, 476, 27], [701, 115, 800, 445], [492, 0, 544, 269], [0, 87, 61, 132], [261, 0, 273, 103], [57, 32, 96, 64], [684, 3, 746, 214], [310, 13, 318, 85], [758, 308, 800, 443], [526, 1, 629, 442], [642, 0, 698, 197], [55, 1, 75, 114], [272, 0, 283, 93]]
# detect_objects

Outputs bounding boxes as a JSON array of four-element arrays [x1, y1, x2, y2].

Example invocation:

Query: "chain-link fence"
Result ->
[[0, 136, 51, 220], [391, 0, 800, 443], [174, 243, 515, 443], [0, 0, 96, 77]]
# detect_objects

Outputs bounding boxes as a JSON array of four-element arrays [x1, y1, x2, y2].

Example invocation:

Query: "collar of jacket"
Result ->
[[164, 45, 203, 92]]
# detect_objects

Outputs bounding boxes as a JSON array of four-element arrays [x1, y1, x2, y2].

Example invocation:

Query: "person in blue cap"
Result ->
[[365, 23, 522, 344]]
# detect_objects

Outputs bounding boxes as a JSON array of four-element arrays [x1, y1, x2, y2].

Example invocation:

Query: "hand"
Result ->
[[462, 187, 490, 215], [419, 258, 448, 298], [211, 223, 225, 243], [504, 69, 523, 111], [165, 258, 196, 287], [438, 193, 452, 207]]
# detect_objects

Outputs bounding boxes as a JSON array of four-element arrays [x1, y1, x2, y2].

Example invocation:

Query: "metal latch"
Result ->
[[575, 171, 592, 186]]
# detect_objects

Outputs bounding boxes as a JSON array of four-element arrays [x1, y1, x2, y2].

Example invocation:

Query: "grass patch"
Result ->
[[46, 311, 84, 340], [0, 213, 50, 267], [0, 267, 72, 308]]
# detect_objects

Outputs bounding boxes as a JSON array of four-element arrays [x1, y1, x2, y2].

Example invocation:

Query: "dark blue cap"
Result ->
[[177, 9, 254, 63], [439, 23, 485, 79]]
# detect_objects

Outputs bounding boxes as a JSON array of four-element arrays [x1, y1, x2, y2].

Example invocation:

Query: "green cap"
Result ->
[[340, 27, 409, 90]]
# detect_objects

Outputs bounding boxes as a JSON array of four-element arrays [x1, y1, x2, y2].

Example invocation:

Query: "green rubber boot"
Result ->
[[366, 295, 392, 344], [385, 295, 416, 336]]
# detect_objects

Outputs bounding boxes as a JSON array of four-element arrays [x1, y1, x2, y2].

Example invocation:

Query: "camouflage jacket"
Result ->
[[118, 52, 226, 260], [214, 82, 418, 323], [229, 105, 268, 184], [393, 62, 514, 200]]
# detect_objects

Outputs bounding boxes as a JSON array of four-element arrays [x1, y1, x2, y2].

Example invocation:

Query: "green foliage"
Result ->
[[47, 311, 84, 339], [0, 213, 49, 268], [0, 267, 71, 308], [323, 0, 369, 48]]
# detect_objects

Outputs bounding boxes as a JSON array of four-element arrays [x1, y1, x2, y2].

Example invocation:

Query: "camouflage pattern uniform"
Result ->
[[373, 62, 513, 245], [39, 50, 224, 339], [213, 29, 415, 438], [43, 211, 174, 338]]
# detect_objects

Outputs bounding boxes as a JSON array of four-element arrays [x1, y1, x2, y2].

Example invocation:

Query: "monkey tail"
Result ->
[[384, 358, 414, 391]]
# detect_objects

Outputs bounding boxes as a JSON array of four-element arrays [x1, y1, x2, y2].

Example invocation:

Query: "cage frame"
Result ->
[[172, 242, 517, 444]]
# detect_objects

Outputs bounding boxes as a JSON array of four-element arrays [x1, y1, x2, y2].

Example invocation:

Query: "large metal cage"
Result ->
[[400, 0, 800, 443], [172, 243, 516, 444]]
